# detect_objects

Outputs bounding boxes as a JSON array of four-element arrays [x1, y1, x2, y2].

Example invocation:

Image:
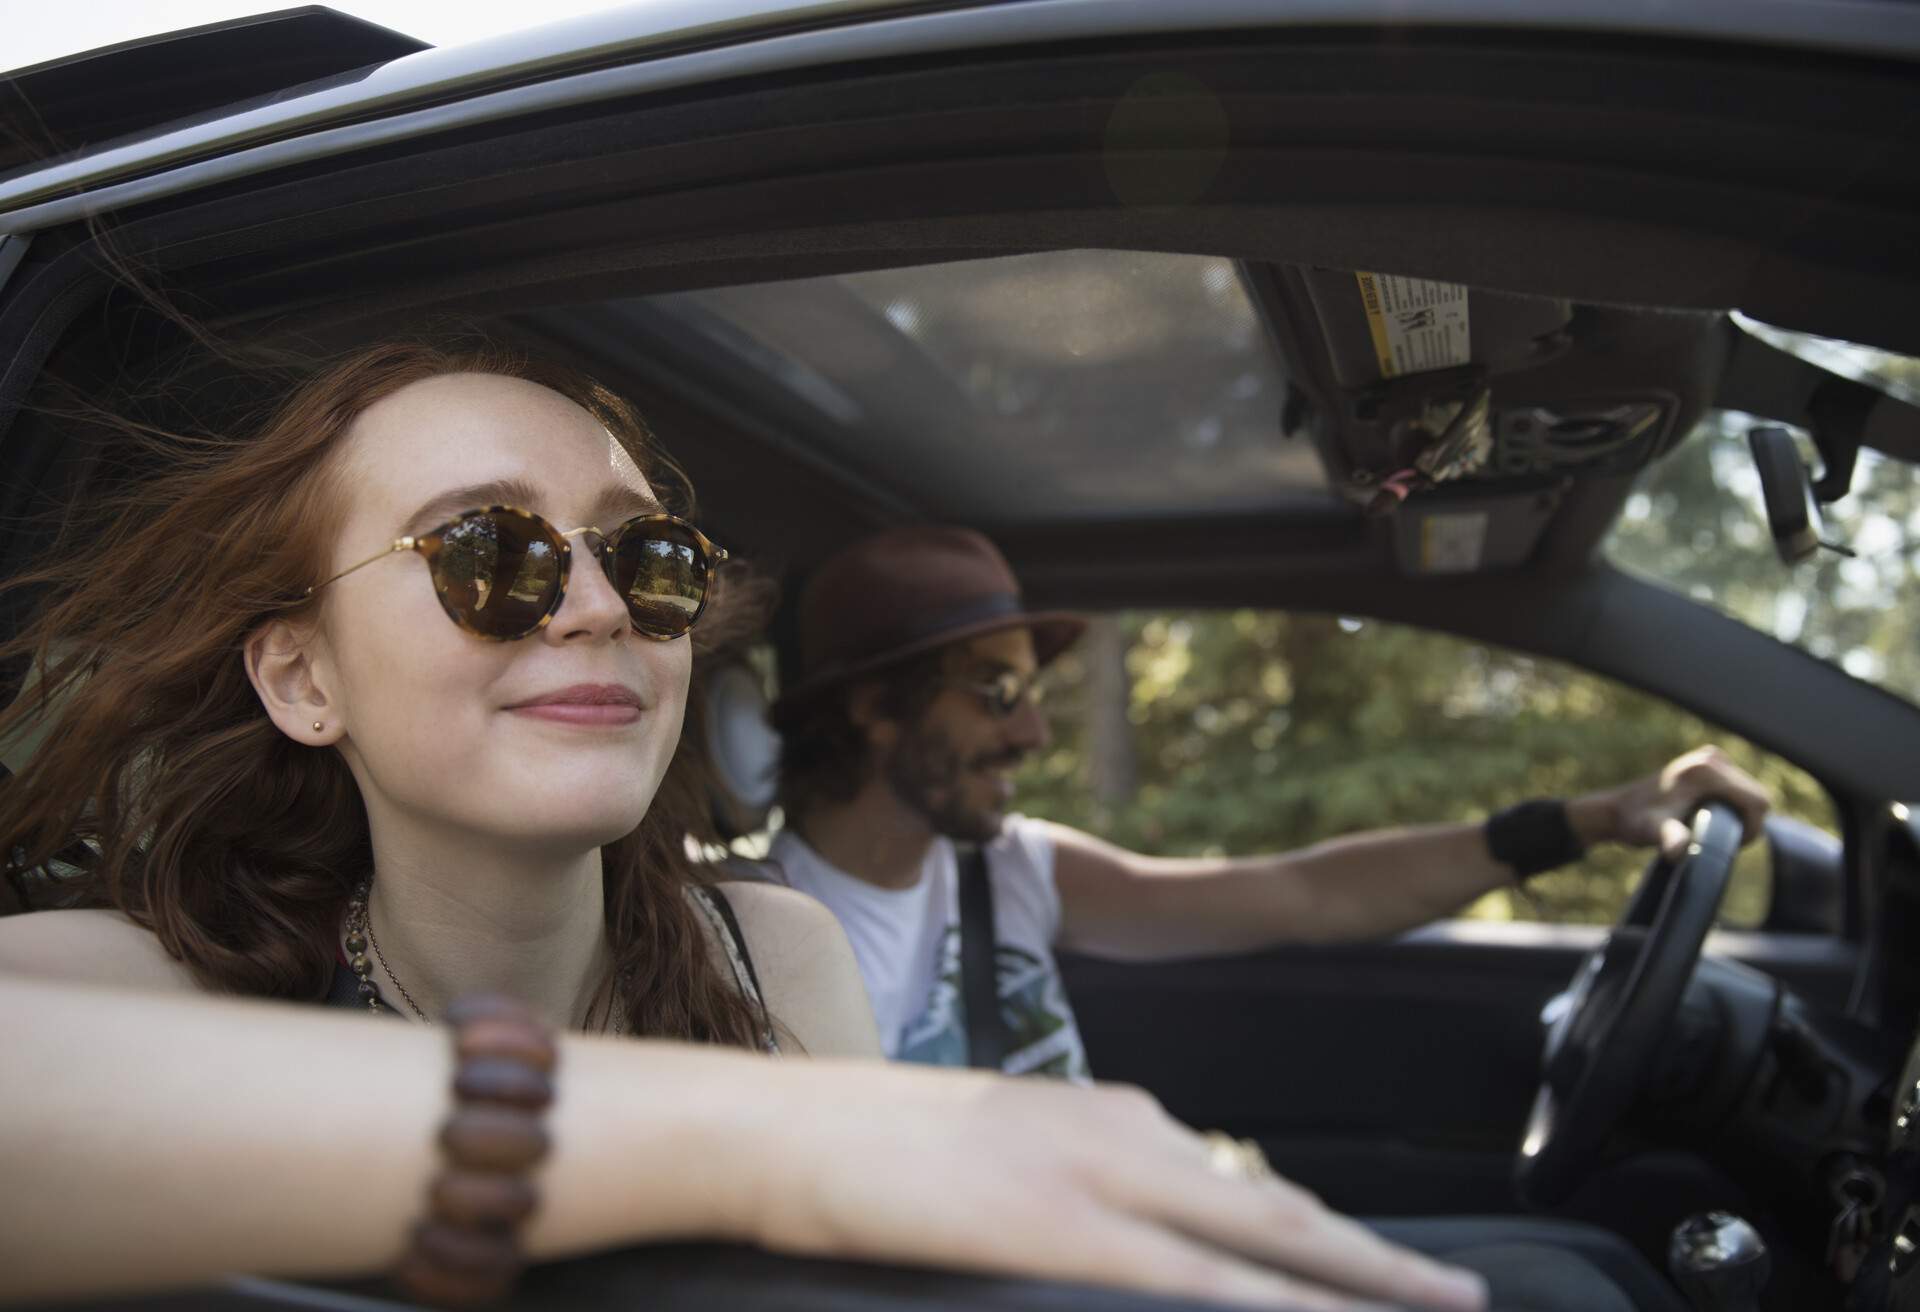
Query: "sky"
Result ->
[[7, 0, 652, 75]]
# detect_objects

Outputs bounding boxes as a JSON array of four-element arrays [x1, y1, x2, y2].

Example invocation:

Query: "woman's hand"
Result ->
[[737, 1061, 1490, 1312]]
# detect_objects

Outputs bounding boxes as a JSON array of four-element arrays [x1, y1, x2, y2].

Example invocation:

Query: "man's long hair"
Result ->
[[771, 651, 947, 823]]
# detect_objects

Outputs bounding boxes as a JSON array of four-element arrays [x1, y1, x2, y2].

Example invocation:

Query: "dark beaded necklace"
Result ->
[[344, 881, 420, 1018]]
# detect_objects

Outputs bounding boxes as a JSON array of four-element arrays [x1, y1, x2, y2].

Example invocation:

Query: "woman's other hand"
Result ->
[[732, 1061, 1490, 1312]]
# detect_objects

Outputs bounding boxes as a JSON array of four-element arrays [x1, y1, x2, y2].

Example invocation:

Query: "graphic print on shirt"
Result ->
[[897, 924, 1090, 1080]]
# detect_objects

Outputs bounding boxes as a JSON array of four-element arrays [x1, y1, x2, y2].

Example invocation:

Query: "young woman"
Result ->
[[0, 343, 1488, 1311]]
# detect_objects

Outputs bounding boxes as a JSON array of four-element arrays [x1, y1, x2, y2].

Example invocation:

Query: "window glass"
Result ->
[[1013, 612, 1836, 928], [637, 250, 1331, 522]]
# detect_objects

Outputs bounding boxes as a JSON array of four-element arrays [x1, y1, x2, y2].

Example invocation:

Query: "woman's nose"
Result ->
[[544, 542, 629, 643]]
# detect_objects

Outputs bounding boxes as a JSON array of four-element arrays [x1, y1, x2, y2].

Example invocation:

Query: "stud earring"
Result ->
[[312, 721, 324, 732]]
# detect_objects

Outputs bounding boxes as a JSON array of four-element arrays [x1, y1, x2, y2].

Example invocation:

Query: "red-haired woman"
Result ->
[[0, 345, 1487, 1312]]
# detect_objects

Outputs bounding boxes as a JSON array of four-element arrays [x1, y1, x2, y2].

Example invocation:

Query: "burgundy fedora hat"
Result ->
[[778, 525, 1086, 704]]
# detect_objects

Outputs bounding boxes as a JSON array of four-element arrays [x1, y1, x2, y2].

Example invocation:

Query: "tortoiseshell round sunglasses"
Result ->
[[307, 505, 727, 641]]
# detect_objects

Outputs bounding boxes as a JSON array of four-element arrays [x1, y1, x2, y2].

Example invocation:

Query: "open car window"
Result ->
[[1606, 343, 1920, 708], [1012, 611, 1837, 930]]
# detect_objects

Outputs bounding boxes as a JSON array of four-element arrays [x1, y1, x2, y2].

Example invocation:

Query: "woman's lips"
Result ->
[[511, 703, 641, 726], [506, 683, 644, 726]]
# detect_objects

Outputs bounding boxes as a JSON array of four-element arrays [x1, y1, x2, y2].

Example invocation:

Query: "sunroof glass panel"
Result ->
[[643, 250, 1329, 521]]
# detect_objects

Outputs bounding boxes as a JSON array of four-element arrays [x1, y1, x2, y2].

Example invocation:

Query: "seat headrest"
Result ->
[[704, 661, 780, 839]]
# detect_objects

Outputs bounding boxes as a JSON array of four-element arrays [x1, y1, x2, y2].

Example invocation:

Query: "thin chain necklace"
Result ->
[[344, 880, 624, 1034]]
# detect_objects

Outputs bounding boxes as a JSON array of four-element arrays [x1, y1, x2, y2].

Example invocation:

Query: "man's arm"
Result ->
[[1050, 746, 1772, 961]]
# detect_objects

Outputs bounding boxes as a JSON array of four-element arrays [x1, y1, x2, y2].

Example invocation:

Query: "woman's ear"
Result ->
[[244, 618, 338, 745]]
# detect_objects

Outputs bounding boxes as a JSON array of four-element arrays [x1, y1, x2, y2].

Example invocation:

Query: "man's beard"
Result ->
[[881, 721, 1021, 845]]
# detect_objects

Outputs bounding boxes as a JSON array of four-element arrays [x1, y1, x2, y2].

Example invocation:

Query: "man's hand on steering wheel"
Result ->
[[1568, 745, 1773, 860], [1516, 797, 1758, 1207]]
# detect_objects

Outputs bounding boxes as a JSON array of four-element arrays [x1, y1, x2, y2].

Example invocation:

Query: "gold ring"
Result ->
[[1202, 1130, 1274, 1183]]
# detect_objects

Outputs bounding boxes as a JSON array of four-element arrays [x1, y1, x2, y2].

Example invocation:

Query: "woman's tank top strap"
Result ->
[[688, 883, 780, 1054]]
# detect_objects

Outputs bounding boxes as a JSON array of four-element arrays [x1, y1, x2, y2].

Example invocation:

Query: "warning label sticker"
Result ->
[[1354, 273, 1471, 379]]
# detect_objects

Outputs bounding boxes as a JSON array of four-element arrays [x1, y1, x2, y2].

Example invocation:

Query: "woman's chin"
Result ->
[[470, 803, 655, 855]]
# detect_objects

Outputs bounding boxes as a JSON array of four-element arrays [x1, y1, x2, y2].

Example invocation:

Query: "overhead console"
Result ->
[[1259, 264, 1724, 574], [1265, 260, 1920, 580], [1286, 266, 1706, 501]]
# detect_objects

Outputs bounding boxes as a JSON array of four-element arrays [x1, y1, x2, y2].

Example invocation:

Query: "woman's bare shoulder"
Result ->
[[710, 879, 842, 939], [0, 909, 200, 990], [709, 880, 873, 988], [703, 881, 881, 1059]]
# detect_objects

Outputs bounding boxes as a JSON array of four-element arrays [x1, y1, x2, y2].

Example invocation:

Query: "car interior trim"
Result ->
[[0, 236, 29, 299]]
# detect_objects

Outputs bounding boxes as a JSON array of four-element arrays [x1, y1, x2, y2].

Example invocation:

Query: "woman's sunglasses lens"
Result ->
[[433, 512, 563, 638], [608, 521, 709, 636]]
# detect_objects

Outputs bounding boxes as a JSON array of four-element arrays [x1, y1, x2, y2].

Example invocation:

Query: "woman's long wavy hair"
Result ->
[[0, 340, 772, 1047]]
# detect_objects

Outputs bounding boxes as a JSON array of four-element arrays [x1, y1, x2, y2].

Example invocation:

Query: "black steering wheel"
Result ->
[[1514, 800, 1745, 1208]]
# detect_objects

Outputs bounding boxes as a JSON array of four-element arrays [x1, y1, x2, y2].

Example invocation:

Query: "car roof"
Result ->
[[0, 7, 427, 179]]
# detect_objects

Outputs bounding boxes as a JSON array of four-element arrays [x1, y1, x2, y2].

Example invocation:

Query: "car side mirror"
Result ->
[[1760, 814, 1843, 934]]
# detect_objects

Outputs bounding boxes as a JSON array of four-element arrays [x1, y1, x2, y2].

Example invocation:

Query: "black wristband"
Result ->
[[1485, 799, 1586, 881]]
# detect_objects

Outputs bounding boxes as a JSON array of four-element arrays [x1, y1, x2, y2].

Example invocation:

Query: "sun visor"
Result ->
[[1279, 268, 1686, 531], [1301, 268, 1572, 390]]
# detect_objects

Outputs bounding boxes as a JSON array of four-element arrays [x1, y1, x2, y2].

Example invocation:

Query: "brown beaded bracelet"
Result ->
[[394, 994, 556, 1308]]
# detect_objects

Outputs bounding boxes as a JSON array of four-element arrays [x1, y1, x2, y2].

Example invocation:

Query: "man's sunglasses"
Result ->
[[947, 669, 1046, 718], [307, 505, 727, 642]]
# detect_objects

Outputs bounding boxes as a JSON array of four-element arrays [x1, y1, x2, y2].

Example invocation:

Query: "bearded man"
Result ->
[[752, 526, 1768, 1082]]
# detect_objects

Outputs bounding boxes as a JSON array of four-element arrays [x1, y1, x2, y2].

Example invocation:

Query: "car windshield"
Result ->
[[1605, 322, 1920, 707]]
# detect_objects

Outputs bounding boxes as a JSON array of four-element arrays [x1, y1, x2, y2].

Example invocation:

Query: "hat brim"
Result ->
[[773, 610, 1088, 711]]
